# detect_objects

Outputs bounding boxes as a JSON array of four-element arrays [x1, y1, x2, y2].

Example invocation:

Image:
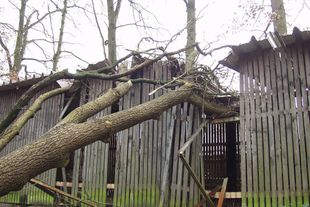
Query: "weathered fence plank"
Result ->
[[265, 50, 277, 207]]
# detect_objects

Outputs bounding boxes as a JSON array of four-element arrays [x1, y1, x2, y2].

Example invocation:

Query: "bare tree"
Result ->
[[0, 0, 78, 76]]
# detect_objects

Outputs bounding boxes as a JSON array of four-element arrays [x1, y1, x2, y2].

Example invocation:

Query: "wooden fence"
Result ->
[[0, 83, 64, 205], [113, 62, 204, 207], [0, 62, 241, 207], [239, 43, 310, 207]]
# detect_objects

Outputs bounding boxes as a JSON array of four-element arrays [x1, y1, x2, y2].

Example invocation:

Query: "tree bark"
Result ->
[[271, 0, 287, 35]]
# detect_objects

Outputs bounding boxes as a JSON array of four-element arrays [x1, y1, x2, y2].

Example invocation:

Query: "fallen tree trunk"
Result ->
[[0, 83, 196, 196]]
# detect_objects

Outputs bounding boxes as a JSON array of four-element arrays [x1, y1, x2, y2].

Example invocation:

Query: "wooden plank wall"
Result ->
[[0, 83, 63, 205], [70, 79, 112, 206], [239, 43, 310, 207], [114, 62, 204, 206]]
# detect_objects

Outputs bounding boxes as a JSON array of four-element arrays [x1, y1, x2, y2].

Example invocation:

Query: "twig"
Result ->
[[195, 44, 234, 56], [148, 72, 187, 95]]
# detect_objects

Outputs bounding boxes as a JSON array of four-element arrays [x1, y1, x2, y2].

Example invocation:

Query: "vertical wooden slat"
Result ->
[[296, 44, 310, 205], [269, 50, 283, 207], [281, 47, 297, 207], [150, 64, 157, 207], [122, 89, 130, 206], [153, 63, 161, 207], [291, 47, 307, 207], [182, 104, 193, 206], [264, 50, 277, 207], [259, 52, 271, 207], [134, 81, 142, 206], [193, 108, 201, 205], [239, 57, 247, 207], [142, 69, 149, 206], [170, 104, 181, 207], [286, 46, 302, 207], [252, 53, 262, 207], [176, 102, 188, 206], [276, 48, 290, 205], [113, 95, 123, 206], [247, 56, 257, 207], [144, 66, 152, 207], [301, 44, 310, 206], [125, 88, 133, 206]]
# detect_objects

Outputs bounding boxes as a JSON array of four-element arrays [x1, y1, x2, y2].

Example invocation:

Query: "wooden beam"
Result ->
[[29, 178, 96, 207], [217, 177, 228, 207]]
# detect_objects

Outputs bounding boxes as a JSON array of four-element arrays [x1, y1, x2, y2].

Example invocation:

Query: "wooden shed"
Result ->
[[0, 63, 241, 206], [221, 28, 310, 207]]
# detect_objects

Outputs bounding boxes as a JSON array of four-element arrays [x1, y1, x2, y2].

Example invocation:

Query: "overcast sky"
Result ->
[[1, 0, 309, 80]]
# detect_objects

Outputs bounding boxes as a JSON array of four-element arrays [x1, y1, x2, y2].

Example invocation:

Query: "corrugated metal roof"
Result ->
[[220, 27, 310, 71]]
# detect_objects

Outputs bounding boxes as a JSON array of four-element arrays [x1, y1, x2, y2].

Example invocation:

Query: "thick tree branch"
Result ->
[[188, 94, 238, 117], [59, 81, 132, 124], [0, 86, 70, 151]]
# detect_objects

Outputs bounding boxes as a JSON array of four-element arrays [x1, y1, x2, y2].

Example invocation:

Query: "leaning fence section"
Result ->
[[0, 83, 64, 205], [239, 44, 310, 207], [113, 62, 204, 207]]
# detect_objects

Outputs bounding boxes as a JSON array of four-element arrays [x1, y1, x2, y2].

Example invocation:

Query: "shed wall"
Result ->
[[239, 43, 310, 207]]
